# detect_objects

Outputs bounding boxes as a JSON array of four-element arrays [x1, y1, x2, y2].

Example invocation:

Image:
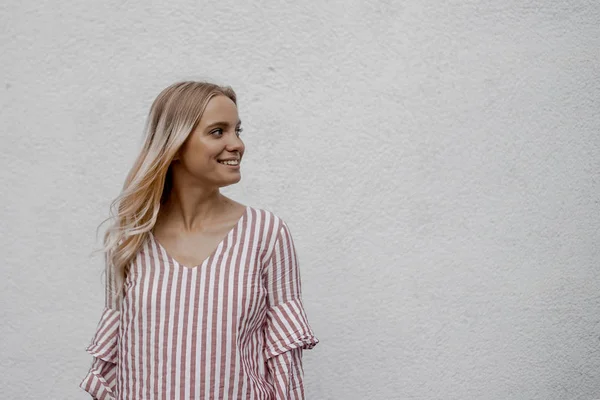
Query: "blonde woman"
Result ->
[[80, 81, 319, 400]]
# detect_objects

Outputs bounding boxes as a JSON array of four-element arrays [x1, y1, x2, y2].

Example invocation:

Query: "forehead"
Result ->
[[200, 95, 239, 125]]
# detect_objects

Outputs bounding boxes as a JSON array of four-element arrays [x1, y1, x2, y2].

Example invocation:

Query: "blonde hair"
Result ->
[[95, 81, 237, 308]]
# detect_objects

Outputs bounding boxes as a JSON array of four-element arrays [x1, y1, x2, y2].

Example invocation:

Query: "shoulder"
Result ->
[[246, 205, 291, 235], [245, 205, 295, 261]]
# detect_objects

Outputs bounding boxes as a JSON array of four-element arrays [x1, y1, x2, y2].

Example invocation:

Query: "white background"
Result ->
[[1, 1, 599, 399]]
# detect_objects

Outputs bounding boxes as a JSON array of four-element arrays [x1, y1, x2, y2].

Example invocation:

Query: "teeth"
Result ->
[[219, 160, 239, 165]]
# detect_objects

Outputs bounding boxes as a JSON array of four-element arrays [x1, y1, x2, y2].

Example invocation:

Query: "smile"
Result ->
[[218, 160, 240, 166]]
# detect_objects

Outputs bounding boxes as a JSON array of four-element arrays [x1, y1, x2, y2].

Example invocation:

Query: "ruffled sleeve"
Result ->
[[80, 257, 121, 400], [267, 348, 306, 399], [79, 307, 120, 399], [263, 221, 319, 360]]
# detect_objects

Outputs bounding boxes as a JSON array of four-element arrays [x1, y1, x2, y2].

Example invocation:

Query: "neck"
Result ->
[[158, 187, 229, 233]]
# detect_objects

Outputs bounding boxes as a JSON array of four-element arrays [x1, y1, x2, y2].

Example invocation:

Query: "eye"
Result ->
[[210, 128, 224, 137], [236, 127, 243, 136]]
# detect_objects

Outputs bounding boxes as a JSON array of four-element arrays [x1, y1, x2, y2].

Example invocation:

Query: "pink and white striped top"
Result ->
[[80, 205, 319, 400]]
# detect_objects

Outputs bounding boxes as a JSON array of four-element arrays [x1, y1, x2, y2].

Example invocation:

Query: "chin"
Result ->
[[219, 176, 241, 187]]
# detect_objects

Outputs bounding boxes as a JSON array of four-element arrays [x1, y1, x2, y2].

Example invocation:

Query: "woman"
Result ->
[[80, 81, 319, 400]]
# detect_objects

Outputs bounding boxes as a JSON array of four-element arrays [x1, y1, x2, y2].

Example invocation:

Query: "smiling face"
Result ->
[[172, 94, 245, 189]]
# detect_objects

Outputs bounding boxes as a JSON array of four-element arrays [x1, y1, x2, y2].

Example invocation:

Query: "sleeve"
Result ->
[[267, 348, 306, 400], [79, 255, 121, 400], [263, 220, 318, 394]]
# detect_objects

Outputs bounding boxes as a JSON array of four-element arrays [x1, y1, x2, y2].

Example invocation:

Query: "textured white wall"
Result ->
[[1, 1, 599, 399]]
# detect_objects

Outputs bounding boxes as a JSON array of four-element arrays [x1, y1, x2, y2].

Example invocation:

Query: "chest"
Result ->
[[122, 240, 268, 327], [156, 228, 234, 268], [151, 218, 241, 269]]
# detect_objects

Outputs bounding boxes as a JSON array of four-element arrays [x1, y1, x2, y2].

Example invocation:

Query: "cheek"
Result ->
[[182, 140, 216, 161]]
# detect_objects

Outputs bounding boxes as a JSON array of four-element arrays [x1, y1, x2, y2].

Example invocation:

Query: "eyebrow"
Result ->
[[205, 119, 242, 130]]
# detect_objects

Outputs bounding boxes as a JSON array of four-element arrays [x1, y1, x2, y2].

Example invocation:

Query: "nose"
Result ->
[[225, 132, 244, 153]]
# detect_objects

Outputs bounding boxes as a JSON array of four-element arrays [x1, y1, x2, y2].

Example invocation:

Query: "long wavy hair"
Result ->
[[95, 81, 237, 308]]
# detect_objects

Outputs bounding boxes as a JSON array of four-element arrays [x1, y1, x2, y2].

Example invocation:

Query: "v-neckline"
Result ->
[[149, 205, 249, 269]]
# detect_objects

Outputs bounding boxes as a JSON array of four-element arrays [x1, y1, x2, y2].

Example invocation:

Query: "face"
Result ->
[[172, 95, 245, 188]]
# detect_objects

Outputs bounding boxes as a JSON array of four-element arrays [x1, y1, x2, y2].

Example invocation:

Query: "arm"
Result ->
[[80, 253, 121, 400], [267, 348, 306, 400], [263, 221, 318, 399]]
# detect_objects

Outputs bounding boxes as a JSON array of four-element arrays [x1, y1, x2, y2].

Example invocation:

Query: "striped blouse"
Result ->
[[80, 205, 319, 400]]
